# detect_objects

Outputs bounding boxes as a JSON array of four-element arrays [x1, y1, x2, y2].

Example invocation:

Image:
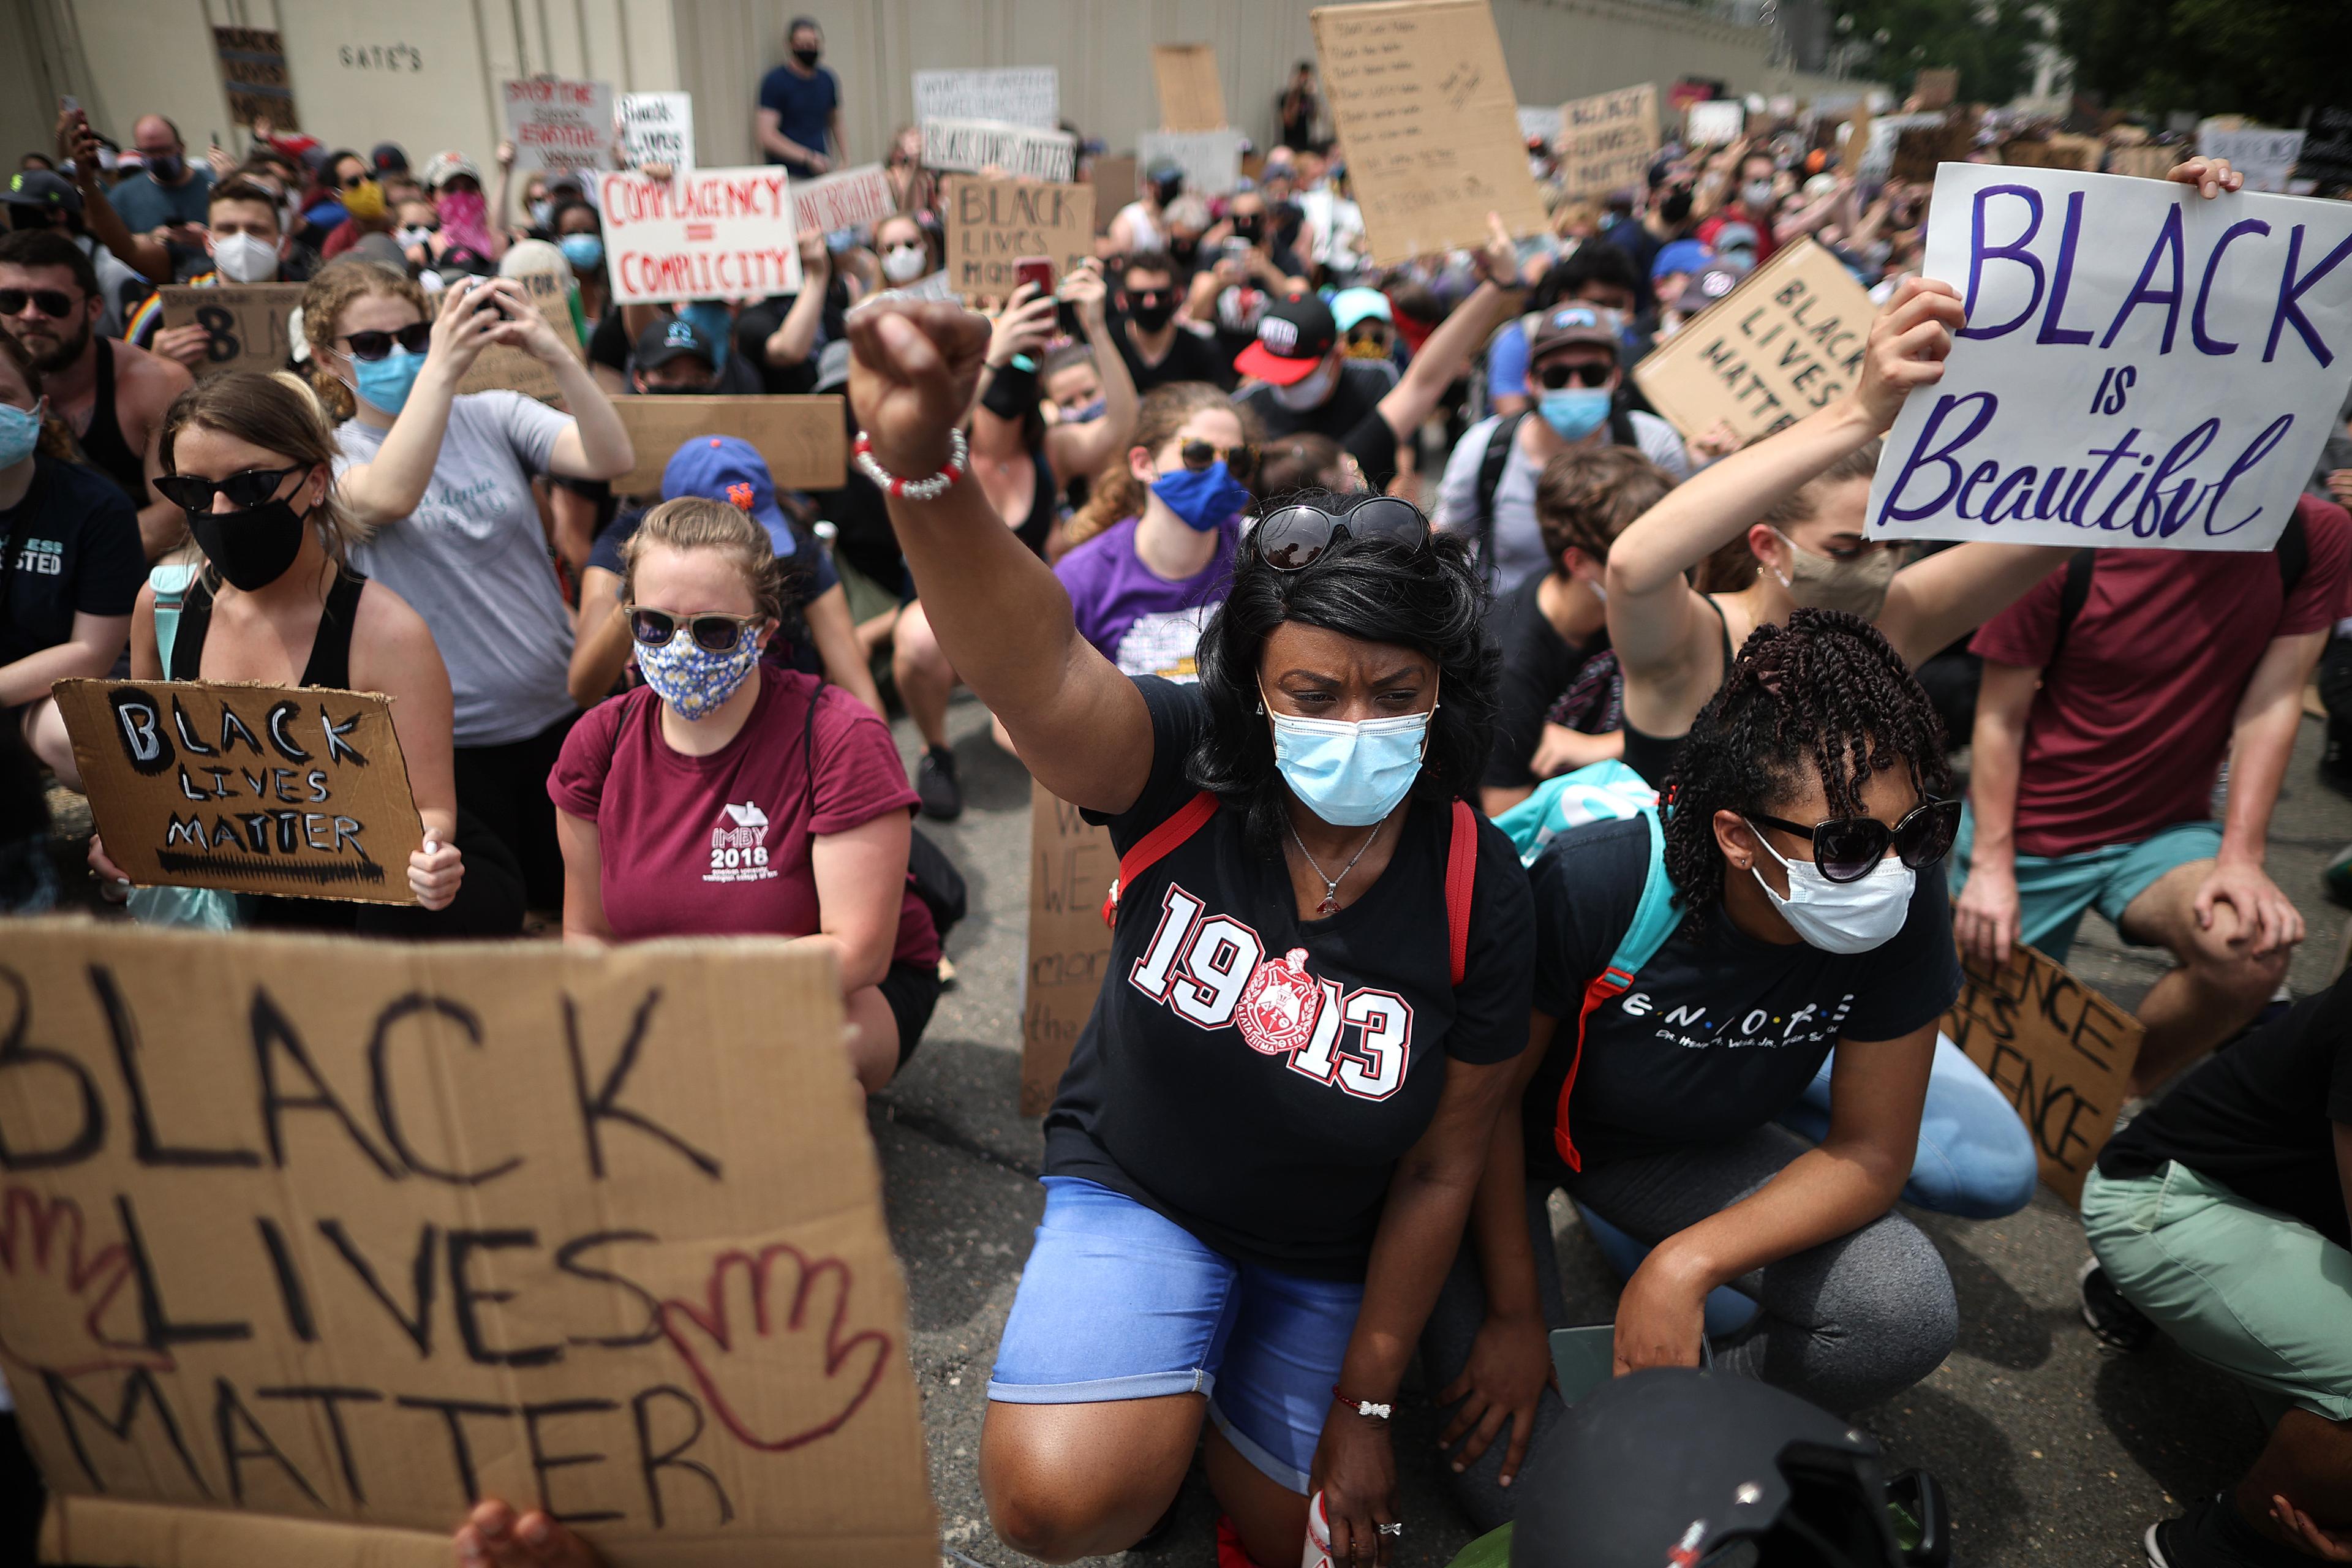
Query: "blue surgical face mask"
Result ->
[[1263, 685, 1438, 827], [0, 398, 43, 469], [1063, 397, 1106, 423], [680, 303, 732, 371], [350, 347, 426, 416], [559, 233, 605, 271], [1537, 386, 1612, 441], [1149, 458, 1249, 533]]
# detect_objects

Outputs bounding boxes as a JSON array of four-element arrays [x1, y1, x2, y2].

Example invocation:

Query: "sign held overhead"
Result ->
[[596, 167, 801, 306], [1153, 44, 1228, 133], [941, 175, 1096, 299], [503, 77, 615, 175], [158, 284, 304, 379], [921, 119, 1076, 184], [1634, 238, 1879, 443], [912, 67, 1058, 129], [1559, 83, 1659, 195]]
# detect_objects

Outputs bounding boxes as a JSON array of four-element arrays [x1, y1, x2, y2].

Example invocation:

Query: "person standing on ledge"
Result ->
[[756, 18, 843, 179]]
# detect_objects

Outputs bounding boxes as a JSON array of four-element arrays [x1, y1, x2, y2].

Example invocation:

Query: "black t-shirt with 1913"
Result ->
[[1045, 676, 1536, 1279]]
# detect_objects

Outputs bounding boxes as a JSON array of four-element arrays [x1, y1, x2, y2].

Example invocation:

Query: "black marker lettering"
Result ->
[[218, 706, 265, 757], [177, 767, 211, 801], [556, 1231, 664, 1348], [255, 1217, 317, 1341], [171, 694, 217, 755], [318, 705, 368, 766], [564, 991, 720, 1180], [522, 1400, 624, 1525], [89, 963, 257, 1168], [271, 810, 302, 852], [119, 1193, 252, 1348], [304, 813, 336, 851], [108, 690, 173, 775], [254, 1385, 382, 1502], [368, 995, 523, 1185], [631, 1385, 734, 1527], [0, 968, 107, 1170], [396, 1395, 513, 1502], [240, 768, 268, 798], [251, 989, 400, 1176], [317, 1218, 437, 1356], [40, 1368, 212, 1498], [448, 1229, 562, 1366], [306, 769, 329, 802], [214, 1377, 325, 1508], [272, 768, 302, 802]]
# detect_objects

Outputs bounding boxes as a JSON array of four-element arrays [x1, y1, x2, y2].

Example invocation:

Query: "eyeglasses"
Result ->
[[1254, 496, 1429, 571], [1745, 797, 1961, 884], [1180, 439, 1257, 480], [624, 605, 765, 653], [154, 464, 307, 512], [1536, 361, 1614, 390], [0, 287, 77, 318], [336, 322, 434, 361]]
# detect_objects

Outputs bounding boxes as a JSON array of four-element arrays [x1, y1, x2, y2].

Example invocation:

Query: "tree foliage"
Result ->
[[2052, 0, 2352, 123], [1827, 0, 2049, 106]]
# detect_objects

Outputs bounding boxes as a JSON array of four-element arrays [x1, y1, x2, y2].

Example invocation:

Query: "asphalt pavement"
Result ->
[[881, 693, 2352, 1568]]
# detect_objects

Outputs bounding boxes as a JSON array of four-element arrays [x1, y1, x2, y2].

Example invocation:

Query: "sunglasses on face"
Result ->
[[624, 605, 764, 653], [0, 287, 77, 318], [337, 322, 434, 361], [1536, 361, 1613, 390], [154, 464, 307, 513], [1179, 438, 1257, 480], [1746, 797, 1961, 884], [1254, 496, 1429, 571], [1346, 323, 1392, 345], [339, 171, 374, 190]]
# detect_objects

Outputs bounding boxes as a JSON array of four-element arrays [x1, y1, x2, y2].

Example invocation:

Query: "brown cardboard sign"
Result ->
[[1891, 108, 1977, 184], [1020, 781, 1117, 1115], [1999, 134, 2101, 172], [1310, 0, 1547, 265], [453, 263, 580, 405], [54, 679, 424, 905], [1939, 943, 2143, 1202], [1912, 68, 1958, 111], [158, 285, 305, 379], [1089, 156, 1137, 231], [1559, 83, 1660, 196], [2106, 145, 2179, 180], [1153, 43, 1228, 133], [1634, 238, 1877, 443], [0, 919, 934, 1567], [940, 176, 1096, 300], [609, 396, 847, 496], [213, 26, 300, 132]]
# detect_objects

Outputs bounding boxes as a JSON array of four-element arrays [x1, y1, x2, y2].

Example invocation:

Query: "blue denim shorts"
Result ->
[[987, 1175, 1365, 1493]]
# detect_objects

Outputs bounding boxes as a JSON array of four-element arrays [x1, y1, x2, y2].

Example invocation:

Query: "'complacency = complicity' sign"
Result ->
[[1870, 164, 2352, 552], [597, 168, 802, 306]]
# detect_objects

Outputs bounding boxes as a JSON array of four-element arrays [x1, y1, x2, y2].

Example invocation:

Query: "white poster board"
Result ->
[[793, 164, 897, 235], [597, 167, 801, 305], [617, 91, 695, 170], [503, 77, 615, 175], [921, 118, 1076, 184], [2198, 128, 2307, 194], [1136, 129, 1248, 198], [1518, 106, 1563, 148], [1686, 100, 1744, 145], [1868, 164, 2352, 552], [912, 68, 1059, 129]]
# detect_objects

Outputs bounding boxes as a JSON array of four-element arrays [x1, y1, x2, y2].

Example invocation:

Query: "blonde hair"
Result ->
[[618, 497, 787, 625], [159, 369, 372, 581], [300, 258, 431, 419], [1066, 382, 1259, 550]]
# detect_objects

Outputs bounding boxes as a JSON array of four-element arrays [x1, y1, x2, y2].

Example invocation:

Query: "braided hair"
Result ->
[[1662, 608, 1950, 922]]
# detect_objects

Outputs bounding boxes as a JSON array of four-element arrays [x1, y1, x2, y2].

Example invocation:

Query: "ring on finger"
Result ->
[[1378, 1522, 1403, 1537]]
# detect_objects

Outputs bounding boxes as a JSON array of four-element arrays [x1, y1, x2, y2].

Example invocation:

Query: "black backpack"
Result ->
[[1471, 404, 1643, 589]]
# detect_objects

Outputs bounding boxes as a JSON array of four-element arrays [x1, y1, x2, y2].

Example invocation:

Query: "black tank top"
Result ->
[[1620, 596, 1737, 790], [169, 568, 368, 688], [74, 339, 151, 506], [1013, 442, 1056, 558]]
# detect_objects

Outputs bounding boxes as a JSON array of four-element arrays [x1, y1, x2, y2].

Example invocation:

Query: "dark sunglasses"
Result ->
[[0, 287, 77, 318], [337, 322, 434, 361], [1125, 290, 1169, 309], [1180, 439, 1257, 480], [339, 170, 374, 190], [1536, 361, 1614, 390], [1746, 798, 1961, 884], [1254, 496, 1429, 572], [624, 605, 764, 653], [154, 464, 307, 512]]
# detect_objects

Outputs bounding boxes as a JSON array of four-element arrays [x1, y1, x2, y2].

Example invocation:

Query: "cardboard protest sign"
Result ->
[[2198, 127, 2307, 194], [1997, 134, 2100, 172], [502, 78, 615, 176], [1153, 44, 1227, 133], [1310, 0, 1547, 266], [921, 119, 1075, 185], [1559, 83, 1660, 195], [2106, 145, 2180, 181], [1137, 129, 1248, 198], [940, 176, 1095, 299], [1686, 100, 1744, 146], [213, 26, 298, 132], [597, 168, 800, 307], [1090, 155, 1138, 228], [1940, 943, 2143, 1202], [617, 91, 694, 170], [792, 165, 897, 236], [2301, 106, 2352, 191], [53, 680, 423, 905], [452, 261, 579, 405], [609, 396, 846, 496], [158, 284, 304, 379], [1022, 783, 1117, 1115], [912, 67, 1058, 130], [1912, 68, 1958, 111], [1868, 164, 2352, 552], [1892, 109, 1977, 184], [1634, 238, 1877, 443], [0, 919, 934, 1566]]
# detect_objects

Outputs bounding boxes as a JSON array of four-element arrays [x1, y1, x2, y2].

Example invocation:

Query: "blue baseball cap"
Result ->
[[1651, 238, 1712, 281], [661, 435, 794, 556]]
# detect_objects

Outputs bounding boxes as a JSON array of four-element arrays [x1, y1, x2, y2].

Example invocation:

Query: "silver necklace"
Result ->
[[1287, 814, 1386, 916]]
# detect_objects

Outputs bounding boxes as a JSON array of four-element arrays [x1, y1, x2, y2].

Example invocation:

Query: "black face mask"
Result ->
[[1660, 189, 1694, 225], [1170, 236, 1199, 267], [1125, 293, 1177, 332], [189, 497, 307, 592], [1152, 179, 1183, 207], [793, 47, 822, 67], [148, 153, 186, 183], [644, 379, 715, 396], [1232, 217, 1264, 243]]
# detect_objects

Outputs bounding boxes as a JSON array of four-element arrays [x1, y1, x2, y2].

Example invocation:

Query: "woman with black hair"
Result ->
[[1424, 609, 1963, 1531], [847, 296, 1532, 1566]]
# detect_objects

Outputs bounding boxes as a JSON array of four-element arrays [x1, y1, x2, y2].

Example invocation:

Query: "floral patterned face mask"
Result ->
[[635, 629, 762, 720]]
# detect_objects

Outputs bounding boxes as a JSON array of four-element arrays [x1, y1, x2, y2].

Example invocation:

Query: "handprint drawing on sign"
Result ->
[[658, 1243, 889, 1452], [0, 1187, 172, 1378]]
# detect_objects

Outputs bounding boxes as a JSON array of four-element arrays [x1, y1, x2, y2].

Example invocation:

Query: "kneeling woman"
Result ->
[[1425, 610, 1962, 1529], [548, 498, 940, 1091], [847, 298, 1533, 1565]]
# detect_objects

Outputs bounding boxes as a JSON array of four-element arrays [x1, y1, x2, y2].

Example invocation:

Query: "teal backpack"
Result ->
[[1491, 759, 1684, 1172]]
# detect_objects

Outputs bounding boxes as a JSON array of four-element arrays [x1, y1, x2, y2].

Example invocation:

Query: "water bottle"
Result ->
[[1302, 1489, 1333, 1568]]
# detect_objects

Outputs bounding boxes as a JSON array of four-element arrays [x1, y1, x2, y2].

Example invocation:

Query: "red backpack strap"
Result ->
[[1551, 964, 1637, 1175], [1101, 790, 1219, 927], [1445, 797, 1477, 988]]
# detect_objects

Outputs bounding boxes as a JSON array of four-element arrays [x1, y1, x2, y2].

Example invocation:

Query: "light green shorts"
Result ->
[[2082, 1161, 2352, 1422], [1950, 807, 2222, 966]]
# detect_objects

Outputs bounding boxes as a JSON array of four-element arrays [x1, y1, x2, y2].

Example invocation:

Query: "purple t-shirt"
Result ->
[[1054, 514, 1239, 680]]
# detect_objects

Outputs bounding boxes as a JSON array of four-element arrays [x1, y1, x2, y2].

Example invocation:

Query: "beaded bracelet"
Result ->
[[853, 429, 969, 501], [1333, 1386, 1393, 1420]]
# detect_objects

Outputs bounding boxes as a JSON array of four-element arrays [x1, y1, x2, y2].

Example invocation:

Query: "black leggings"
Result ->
[[244, 805, 526, 938], [452, 712, 577, 911]]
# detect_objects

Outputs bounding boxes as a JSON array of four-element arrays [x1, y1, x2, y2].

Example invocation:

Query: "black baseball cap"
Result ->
[[2, 170, 82, 214], [636, 314, 719, 371], [1234, 292, 1338, 386]]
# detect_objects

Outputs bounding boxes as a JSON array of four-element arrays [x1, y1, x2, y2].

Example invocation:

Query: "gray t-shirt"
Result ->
[[336, 391, 578, 746], [1434, 410, 1691, 595]]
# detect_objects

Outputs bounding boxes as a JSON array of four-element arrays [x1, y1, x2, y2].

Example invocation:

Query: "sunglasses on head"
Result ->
[[0, 287, 77, 318], [1536, 360, 1613, 390], [1179, 438, 1257, 480], [154, 464, 307, 513], [624, 605, 764, 653], [1746, 798, 1961, 884], [337, 322, 434, 361], [1254, 496, 1428, 571]]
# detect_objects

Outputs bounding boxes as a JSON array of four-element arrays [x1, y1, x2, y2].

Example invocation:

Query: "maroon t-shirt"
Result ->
[[1971, 496, 2351, 858], [549, 666, 940, 966]]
